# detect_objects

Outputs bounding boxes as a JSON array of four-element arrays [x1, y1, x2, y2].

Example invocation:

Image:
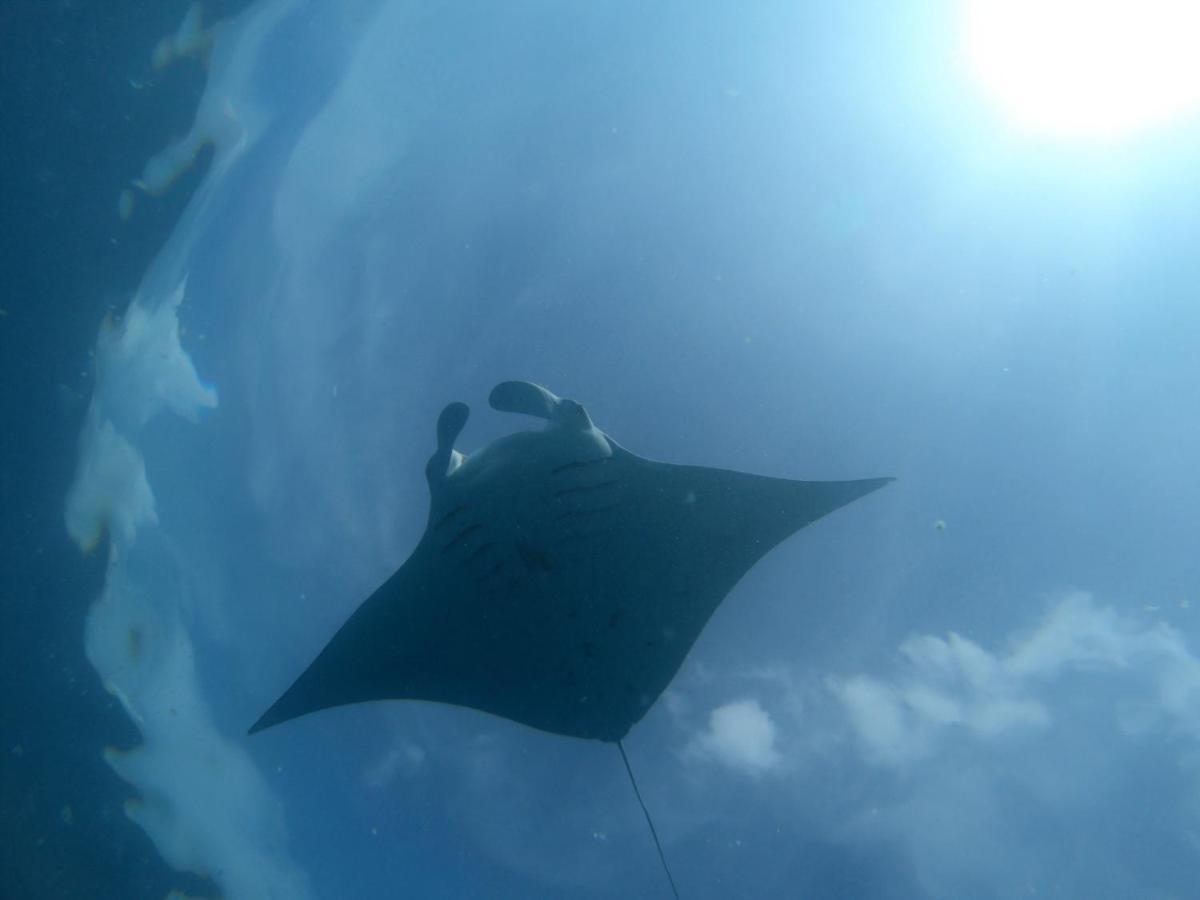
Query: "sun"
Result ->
[[962, 0, 1200, 140]]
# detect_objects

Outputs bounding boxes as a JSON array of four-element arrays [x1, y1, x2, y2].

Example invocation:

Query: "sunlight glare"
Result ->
[[963, 0, 1200, 139]]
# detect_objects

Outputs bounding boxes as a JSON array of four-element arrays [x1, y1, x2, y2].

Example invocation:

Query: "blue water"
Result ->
[[5, 1, 1200, 897]]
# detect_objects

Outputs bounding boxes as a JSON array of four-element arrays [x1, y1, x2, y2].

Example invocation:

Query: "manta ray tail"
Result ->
[[618, 740, 681, 899]]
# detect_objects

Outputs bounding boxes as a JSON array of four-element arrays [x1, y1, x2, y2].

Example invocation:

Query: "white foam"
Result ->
[[65, 414, 156, 551], [65, 3, 312, 896]]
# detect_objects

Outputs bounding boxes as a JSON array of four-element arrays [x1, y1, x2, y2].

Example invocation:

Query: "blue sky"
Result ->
[[66, 1, 1200, 896]]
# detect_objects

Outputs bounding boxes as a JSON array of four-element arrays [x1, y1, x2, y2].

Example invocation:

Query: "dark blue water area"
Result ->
[[0, 2, 247, 896]]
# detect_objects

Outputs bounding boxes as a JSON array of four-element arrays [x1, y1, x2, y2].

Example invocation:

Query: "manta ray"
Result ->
[[250, 380, 891, 896]]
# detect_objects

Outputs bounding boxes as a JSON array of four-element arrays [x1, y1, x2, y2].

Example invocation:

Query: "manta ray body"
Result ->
[[250, 381, 890, 742]]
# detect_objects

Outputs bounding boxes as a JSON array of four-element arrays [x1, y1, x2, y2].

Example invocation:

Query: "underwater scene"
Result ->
[[4, 1, 1200, 897]]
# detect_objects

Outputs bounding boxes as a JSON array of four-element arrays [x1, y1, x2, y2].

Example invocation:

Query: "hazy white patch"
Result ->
[[65, 279, 213, 551], [66, 272, 311, 896], [63, 3, 313, 895], [65, 417, 156, 551], [93, 594, 309, 898], [130, 0, 293, 204], [830, 675, 927, 767], [643, 590, 1200, 897], [364, 738, 427, 788], [820, 593, 1200, 897], [152, 2, 212, 71], [689, 699, 782, 776], [834, 591, 1200, 767], [93, 280, 217, 430], [1006, 592, 1138, 677]]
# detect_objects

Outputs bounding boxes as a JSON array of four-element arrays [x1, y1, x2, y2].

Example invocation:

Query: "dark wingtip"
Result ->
[[247, 690, 299, 736], [854, 476, 897, 501], [247, 709, 275, 737], [776, 474, 895, 535]]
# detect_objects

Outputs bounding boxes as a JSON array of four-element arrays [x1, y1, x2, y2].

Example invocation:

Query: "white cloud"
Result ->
[[1005, 593, 1134, 678], [654, 593, 1200, 897], [831, 676, 928, 767], [689, 699, 782, 776], [832, 591, 1200, 767], [816, 593, 1200, 897]]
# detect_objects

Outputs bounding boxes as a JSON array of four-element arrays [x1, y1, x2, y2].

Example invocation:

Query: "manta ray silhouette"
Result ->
[[250, 380, 892, 896]]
